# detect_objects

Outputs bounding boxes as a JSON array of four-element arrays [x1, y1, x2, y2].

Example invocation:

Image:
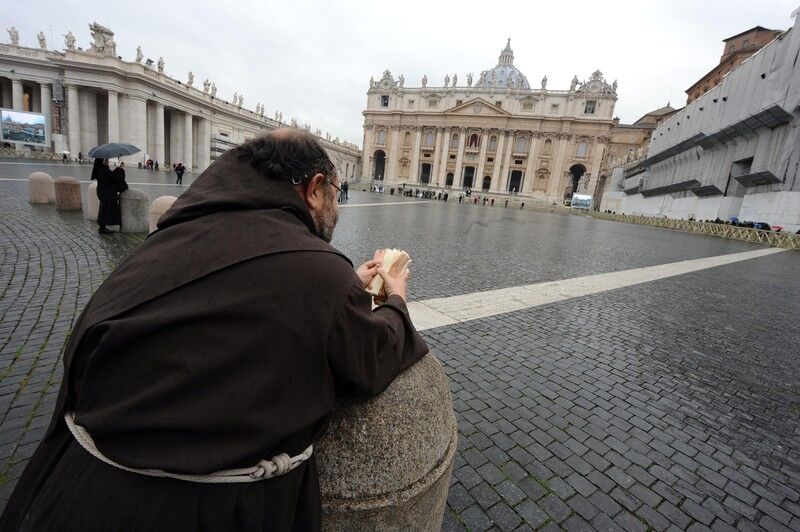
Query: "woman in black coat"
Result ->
[[92, 158, 129, 234]]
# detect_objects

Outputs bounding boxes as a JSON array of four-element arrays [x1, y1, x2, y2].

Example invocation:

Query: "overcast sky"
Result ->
[[9, 0, 798, 145]]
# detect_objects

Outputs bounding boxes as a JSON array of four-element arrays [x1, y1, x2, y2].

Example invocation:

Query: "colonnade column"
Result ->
[[523, 133, 539, 194], [452, 127, 467, 188], [107, 90, 119, 144], [11, 79, 23, 110], [39, 83, 52, 151], [11, 79, 24, 150], [196, 117, 211, 170], [387, 125, 400, 182], [154, 103, 165, 166], [184, 113, 193, 170], [490, 131, 507, 191], [409, 127, 422, 182], [498, 131, 515, 192], [66, 85, 81, 158], [128, 96, 147, 166]]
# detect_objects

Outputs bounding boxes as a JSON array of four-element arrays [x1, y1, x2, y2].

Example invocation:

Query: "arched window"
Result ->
[[488, 136, 497, 152], [404, 131, 411, 146], [576, 141, 588, 157], [468, 133, 479, 148], [543, 139, 552, 155], [450, 133, 459, 149], [377, 129, 386, 145], [515, 137, 527, 153], [425, 131, 435, 146]]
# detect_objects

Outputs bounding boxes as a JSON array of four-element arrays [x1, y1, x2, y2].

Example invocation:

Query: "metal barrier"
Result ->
[[586, 211, 800, 250]]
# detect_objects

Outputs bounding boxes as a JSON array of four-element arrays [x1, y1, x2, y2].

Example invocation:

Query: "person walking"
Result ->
[[92, 158, 128, 234], [342, 180, 349, 200], [176, 162, 186, 185], [78, 152, 83, 163]]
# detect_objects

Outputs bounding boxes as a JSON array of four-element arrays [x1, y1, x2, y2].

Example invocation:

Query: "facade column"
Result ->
[[184, 113, 194, 171], [361, 125, 373, 180], [430, 128, 443, 185], [39, 83, 52, 151], [588, 139, 606, 199], [387, 125, 400, 182], [66, 85, 81, 158], [409, 127, 422, 182], [548, 135, 571, 201], [107, 90, 119, 144], [523, 133, 539, 194], [437, 127, 451, 184], [499, 131, 516, 192], [154, 103, 165, 166], [490, 131, 507, 191], [474, 130, 490, 189], [11, 79, 23, 110], [452, 127, 467, 188]]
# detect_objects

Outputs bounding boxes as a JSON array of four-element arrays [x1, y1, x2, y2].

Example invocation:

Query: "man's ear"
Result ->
[[304, 172, 326, 211]]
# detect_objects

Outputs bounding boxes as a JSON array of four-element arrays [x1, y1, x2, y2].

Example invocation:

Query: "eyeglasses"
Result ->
[[327, 179, 341, 193]]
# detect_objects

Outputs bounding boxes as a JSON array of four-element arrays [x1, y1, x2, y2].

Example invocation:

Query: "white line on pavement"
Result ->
[[340, 200, 428, 208], [0, 177, 180, 187], [408, 247, 787, 331]]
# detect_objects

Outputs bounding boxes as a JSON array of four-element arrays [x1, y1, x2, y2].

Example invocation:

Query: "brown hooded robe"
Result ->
[[0, 148, 428, 531]]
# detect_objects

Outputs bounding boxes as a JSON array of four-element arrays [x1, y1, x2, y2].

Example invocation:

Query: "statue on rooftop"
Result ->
[[37, 32, 46, 49], [452, 73, 457, 87], [570, 75, 579, 91], [467, 73, 473, 87], [7, 27, 19, 46], [210, 82, 217, 97], [541, 76, 547, 90], [157, 56, 164, 73], [421, 74, 427, 88], [135, 46, 143, 63], [398, 74, 404, 88], [443, 74, 450, 88], [64, 31, 76, 50], [203, 78, 210, 93], [187, 71, 194, 87]]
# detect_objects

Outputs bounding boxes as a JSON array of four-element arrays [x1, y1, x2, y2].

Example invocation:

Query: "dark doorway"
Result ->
[[373, 150, 386, 180], [446, 172, 454, 187], [508, 170, 522, 193], [482, 176, 491, 191], [568, 164, 586, 196], [420, 163, 432, 184], [463, 166, 475, 188]]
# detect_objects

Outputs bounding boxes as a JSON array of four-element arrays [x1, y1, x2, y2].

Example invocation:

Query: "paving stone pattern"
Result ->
[[1, 170, 800, 530]]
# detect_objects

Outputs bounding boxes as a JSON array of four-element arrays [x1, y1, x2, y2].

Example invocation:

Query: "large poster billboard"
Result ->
[[571, 194, 593, 209], [1, 109, 47, 147]]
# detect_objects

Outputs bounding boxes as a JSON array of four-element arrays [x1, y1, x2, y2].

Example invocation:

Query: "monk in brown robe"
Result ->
[[1, 129, 428, 531]]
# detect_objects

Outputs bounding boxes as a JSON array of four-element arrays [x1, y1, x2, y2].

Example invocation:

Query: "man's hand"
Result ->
[[355, 259, 381, 288], [375, 265, 410, 303]]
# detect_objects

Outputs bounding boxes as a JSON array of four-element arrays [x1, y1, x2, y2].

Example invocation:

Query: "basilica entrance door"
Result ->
[[463, 166, 475, 189], [420, 163, 432, 184], [508, 170, 523, 193]]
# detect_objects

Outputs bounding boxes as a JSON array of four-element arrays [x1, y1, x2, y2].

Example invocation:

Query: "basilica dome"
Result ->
[[475, 39, 530, 90]]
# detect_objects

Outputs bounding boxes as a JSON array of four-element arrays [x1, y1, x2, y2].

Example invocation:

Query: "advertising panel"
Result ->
[[571, 194, 593, 209], [1, 109, 47, 146]]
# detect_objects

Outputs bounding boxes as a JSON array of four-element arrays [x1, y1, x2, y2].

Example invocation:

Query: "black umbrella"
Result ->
[[87, 143, 141, 159]]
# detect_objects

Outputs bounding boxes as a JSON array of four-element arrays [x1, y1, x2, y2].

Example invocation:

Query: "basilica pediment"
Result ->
[[444, 98, 512, 117]]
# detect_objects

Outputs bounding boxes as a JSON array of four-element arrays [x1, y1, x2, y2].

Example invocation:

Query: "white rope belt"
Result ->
[[64, 413, 313, 483]]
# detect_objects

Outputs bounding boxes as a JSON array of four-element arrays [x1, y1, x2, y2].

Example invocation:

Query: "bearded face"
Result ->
[[314, 178, 339, 243]]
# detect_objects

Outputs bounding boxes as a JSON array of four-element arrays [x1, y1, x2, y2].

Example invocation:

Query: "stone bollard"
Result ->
[[148, 195, 177, 233], [28, 172, 55, 204], [119, 188, 150, 233], [85, 181, 99, 221], [317, 353, 457, 531], [54, 176, 82, 211]]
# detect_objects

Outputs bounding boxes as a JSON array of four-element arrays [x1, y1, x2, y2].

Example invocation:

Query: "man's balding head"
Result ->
[[236, 129, 339, 242]]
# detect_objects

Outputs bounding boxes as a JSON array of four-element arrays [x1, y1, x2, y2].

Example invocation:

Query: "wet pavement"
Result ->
[[1, 160, 799, 530]]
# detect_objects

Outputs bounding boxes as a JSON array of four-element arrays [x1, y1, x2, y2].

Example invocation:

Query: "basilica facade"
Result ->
[[362, 41, 617, 202]]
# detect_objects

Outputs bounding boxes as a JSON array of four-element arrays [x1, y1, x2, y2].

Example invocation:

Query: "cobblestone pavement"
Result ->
[[1, 164, 799, 530]]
